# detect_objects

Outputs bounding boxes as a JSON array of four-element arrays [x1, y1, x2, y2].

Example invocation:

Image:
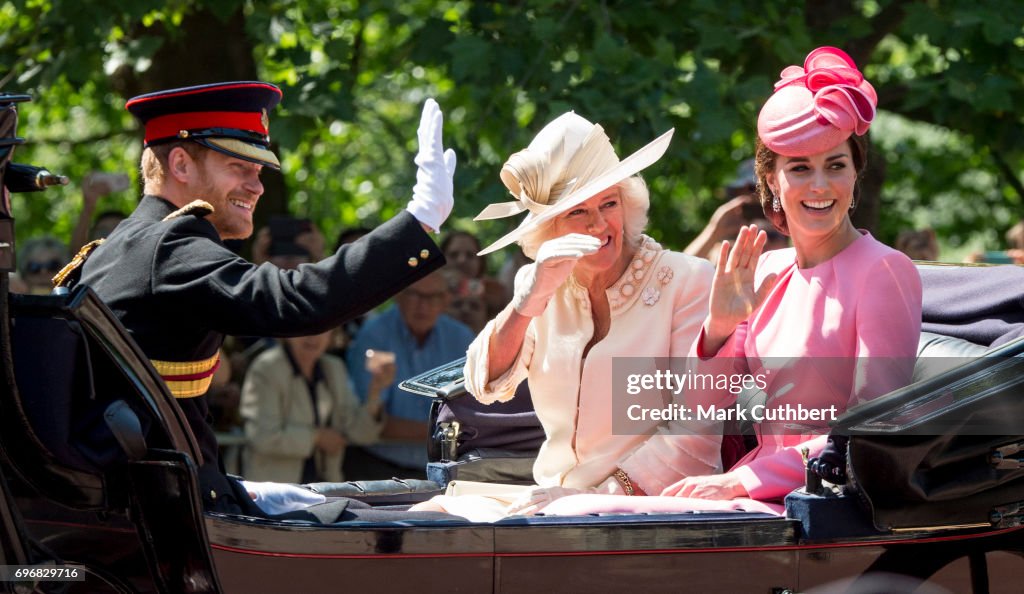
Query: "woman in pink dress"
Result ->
[[545, 46, 922, 517]]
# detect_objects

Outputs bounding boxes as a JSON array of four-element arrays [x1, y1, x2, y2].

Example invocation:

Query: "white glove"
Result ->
[[505, 486, 596, 516], [407, 98, 456, 232], [512, 233, 602, 317], [242, 480, 327, 515]]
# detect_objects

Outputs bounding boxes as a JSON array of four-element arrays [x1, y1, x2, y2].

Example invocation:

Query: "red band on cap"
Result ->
[[144, 111, 267, 144]]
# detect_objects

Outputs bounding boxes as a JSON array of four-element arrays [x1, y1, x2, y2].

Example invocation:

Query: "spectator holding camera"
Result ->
[[242, 328, 385, 483], [443, 268, 490, 334], [345, 269, 474, 478], [441, 229, 508, 320], [685, 160, 788, 262], [70, 171, 131, 254], [251, 215, 325, 265]]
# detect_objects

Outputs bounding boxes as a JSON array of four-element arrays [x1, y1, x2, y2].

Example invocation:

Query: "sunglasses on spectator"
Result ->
[[26, 259, 62, 274]]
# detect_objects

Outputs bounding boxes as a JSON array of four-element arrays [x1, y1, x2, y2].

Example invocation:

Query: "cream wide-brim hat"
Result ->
[[474, 112, 674, 256]]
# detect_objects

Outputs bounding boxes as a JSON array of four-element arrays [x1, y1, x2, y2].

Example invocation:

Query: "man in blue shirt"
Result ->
[[346, 270, 475, 477]]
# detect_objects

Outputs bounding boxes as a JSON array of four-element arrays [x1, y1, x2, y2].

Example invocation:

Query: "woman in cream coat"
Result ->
[[413, 111, 720, 520], [241, 331, 386, 484]]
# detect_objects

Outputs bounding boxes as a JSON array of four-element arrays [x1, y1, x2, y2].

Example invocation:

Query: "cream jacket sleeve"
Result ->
[[241, 350, 316, 460], [464, 265, 537, 404]]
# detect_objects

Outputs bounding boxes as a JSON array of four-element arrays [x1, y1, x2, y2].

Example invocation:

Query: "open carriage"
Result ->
[[1, 93, 1023, 593]]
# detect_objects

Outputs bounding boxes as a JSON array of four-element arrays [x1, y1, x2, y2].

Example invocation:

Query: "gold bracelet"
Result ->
[[613, 469, 635, 496]]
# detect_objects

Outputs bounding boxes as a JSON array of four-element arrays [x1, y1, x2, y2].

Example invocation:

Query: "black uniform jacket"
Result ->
[[80, 195, 443, 511]]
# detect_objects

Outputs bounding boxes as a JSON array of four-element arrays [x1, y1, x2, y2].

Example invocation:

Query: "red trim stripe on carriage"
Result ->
[[209, 524, 1024, 559]]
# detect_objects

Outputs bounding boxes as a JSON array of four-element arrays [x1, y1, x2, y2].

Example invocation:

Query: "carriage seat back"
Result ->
[[7, 301, 118, 508], [3, 289, 194, 510]]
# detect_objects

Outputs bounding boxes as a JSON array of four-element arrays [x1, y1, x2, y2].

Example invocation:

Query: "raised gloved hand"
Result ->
[[505, 485, 597, 516], [406, 98, 456, 233], [242, 480, 326, 515], [512, 233, 602, 317]]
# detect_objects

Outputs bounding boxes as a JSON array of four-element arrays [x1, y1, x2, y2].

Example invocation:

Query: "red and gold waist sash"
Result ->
[[151, 353, 221, 398]]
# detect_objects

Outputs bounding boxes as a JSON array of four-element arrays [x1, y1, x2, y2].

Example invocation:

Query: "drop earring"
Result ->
[[772, 195, 781, 212]]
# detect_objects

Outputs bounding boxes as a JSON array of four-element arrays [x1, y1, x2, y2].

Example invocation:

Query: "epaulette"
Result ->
[[53, 238, 104, 290], [162, 199, 215, 221]]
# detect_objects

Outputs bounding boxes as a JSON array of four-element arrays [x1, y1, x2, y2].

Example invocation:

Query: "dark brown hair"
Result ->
[[754, 134, 868, 236]]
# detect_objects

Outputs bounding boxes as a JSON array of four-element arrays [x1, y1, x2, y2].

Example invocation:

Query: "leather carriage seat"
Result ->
[[304, 478, 444, 505], [6, 303, 111, 509], [4, 289, 200, 507], [912, 330, 992, 384], [916, 330, 991, 358]]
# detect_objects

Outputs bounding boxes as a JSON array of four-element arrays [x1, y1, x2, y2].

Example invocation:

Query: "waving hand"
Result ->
[[703, 224, 778, 355]]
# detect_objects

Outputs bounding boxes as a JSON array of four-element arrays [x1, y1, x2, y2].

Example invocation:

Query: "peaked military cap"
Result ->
[[126, 81, 282, 169]]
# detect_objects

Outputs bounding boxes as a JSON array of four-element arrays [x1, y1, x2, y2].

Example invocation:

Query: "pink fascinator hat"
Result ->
[[757, 46, 877, 157]]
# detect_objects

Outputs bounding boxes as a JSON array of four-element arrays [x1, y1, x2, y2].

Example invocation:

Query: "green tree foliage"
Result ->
[[1, 0, 1022, 264]]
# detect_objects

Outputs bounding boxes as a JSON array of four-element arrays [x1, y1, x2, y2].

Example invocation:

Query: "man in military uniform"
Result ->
[[78, 81, 457, 516]]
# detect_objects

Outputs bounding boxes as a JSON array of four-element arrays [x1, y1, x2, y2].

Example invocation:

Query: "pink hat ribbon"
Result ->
[[757, 47, 877, 156]]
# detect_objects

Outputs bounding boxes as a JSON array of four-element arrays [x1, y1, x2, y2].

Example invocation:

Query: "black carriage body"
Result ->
[[1, 95, 1023, 593], [2, 280, 1023, 593]]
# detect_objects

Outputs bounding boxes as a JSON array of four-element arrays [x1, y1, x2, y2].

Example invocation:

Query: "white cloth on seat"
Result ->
[[242, 480, 327, 515]]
